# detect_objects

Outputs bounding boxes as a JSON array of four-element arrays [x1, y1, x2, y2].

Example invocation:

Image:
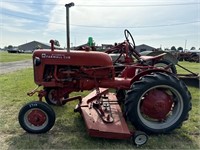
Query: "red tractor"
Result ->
[[18, 3, 191, 146]]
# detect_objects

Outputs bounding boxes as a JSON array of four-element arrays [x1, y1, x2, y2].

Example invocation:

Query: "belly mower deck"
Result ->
[[79, 88, 132, 139]]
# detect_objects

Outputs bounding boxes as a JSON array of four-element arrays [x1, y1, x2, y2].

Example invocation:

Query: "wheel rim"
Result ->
[[134, 134, 147, 145], [48, 89, 58, 104], [24, 108, 49, 130], [137, 85, 183, 130], [141, 89, 173, 120]]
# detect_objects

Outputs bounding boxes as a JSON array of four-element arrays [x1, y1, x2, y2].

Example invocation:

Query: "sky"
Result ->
[[0, 0, 200, 50]]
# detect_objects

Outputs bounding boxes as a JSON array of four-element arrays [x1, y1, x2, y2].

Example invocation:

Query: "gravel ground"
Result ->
[[0, 60, 32, 74]]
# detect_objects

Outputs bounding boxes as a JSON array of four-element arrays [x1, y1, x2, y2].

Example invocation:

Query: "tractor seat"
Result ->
[[140, 53, 166, 61]]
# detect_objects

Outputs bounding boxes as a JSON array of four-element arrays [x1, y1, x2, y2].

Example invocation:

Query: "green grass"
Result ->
[[0, 52, 32, 62], [176, 61, 200, 74], [0, 62, 199, 149]]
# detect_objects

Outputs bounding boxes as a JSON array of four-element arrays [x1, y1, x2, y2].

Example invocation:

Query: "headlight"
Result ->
[[34, 57, 41, 66]]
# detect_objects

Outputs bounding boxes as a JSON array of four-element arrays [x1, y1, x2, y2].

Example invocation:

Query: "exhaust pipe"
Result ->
[[65, 2, 74, 52]]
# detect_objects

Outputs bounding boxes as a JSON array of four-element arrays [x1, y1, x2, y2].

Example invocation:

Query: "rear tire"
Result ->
[[154, 60, 177, 74], [125, 72, 191, 134], [116, 89, 126, 104]]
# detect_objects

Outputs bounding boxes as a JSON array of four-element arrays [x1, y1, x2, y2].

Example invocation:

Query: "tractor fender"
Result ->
[[130, 69, 174, 85], [140, 51, 178, 65]]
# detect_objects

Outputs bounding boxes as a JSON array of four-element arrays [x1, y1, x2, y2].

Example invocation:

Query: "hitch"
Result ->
[[27, 86, 46, 101]]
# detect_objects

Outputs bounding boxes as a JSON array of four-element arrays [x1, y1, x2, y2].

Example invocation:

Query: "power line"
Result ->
[[1, 1, 199, 7], [76, 3, 200, 7], [1, 12, 63, 25], [1, 11, 199, 29], [71, 21, 200, 28]]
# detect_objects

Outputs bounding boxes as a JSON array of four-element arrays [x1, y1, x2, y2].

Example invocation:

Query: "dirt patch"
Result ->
[[0, 60, 32, 74]]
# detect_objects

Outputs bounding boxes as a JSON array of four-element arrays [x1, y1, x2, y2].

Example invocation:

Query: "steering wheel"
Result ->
[[124, 29, 136, 50], [106, 30, 138, 64]]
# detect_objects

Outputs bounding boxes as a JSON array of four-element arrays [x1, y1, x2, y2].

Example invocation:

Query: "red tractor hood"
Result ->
[[33, 49, 113, 67]]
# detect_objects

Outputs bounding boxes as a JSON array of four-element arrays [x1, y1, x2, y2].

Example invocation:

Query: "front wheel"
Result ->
[[45, 88, 67, 106], [125, 72, 191, 134], [18, 101, 56, 133]]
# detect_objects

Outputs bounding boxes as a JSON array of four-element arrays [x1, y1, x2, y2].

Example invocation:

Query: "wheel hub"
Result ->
[[141, 89, 173, 120], [28, 109, 46, 126], [49, 90, 57, 103]]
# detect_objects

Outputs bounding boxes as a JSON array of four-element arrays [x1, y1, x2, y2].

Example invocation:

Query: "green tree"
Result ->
[[7, 45, 13, 49], [4, 46, 8, 50], [171, 46, 176, 51], [190, 47, 196, 50], [177, 47, 183, 51]]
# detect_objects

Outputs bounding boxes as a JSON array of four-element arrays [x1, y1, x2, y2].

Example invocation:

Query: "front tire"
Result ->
[[18, 101, 55, 133], [125, 72, 191, 134]]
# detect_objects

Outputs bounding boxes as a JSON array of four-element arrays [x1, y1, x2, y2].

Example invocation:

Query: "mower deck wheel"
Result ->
[[132, 131, 148, 146]]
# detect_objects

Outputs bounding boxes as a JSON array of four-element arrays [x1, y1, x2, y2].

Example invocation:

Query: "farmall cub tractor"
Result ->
[[18, 4, 191, 147]]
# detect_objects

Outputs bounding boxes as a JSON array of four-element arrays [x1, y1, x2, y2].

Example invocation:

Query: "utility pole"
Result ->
[[184, 40, 187, 51]]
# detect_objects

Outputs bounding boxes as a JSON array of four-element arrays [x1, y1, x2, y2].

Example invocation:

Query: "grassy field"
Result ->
[[0, 52, 32, 62], [0, 60, 199, 149], [176, 61, 200, 74]]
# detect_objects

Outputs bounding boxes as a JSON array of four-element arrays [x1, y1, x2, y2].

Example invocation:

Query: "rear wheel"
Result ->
[[116, 89, 126, 104], [154, 60, 177, 74], [125, 72, 191, 134], [190, 54, 199, 63], [18, 101, 55, 133]]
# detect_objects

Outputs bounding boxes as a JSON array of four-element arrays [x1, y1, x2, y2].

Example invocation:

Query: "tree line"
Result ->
[[170, 46, 200, 51]]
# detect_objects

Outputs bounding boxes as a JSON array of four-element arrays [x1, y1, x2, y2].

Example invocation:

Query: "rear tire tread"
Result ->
[[125, 72, 191, 134]]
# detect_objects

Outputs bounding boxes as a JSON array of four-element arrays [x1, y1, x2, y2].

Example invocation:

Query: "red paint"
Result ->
[[141, 89, 173, 120], [80, 88, 132, 139], [28, 109, 46, 126]]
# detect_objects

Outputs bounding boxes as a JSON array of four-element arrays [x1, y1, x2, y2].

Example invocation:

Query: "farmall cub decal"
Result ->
[[41, 53, 71, 60]]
